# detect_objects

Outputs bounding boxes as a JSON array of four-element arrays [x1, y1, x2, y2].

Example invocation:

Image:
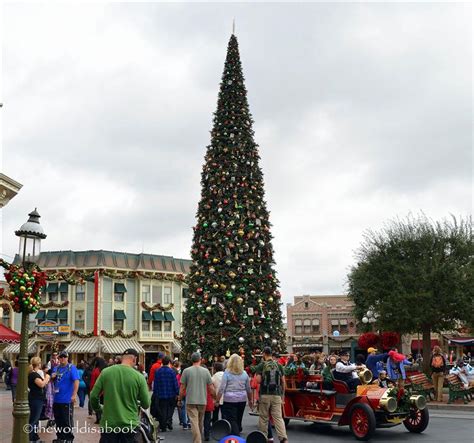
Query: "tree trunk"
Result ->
[[422, 325, 431, 374]]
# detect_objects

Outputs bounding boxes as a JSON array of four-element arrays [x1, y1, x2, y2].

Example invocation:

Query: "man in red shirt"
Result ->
[[148, 352, 164, 389]]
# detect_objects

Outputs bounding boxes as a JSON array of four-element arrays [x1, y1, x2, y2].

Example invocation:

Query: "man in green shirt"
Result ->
[[90, 348, 150, 442]]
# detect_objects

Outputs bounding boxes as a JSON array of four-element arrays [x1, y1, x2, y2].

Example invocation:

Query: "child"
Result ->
[[377, 370, 391, 388]]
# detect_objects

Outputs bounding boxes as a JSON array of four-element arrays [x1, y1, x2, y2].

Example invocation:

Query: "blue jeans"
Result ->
[[78, 387, 86, 407], [29, 397, 44, 441], [180, 397, 189, 427]]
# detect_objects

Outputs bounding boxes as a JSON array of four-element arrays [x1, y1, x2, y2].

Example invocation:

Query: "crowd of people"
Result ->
[[0, 344, 473, 443]]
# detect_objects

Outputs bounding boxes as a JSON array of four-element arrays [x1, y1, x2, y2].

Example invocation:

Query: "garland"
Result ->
[[100, 329, 138, 338], [141, 302, 175, 312], [71, 330, 95, 338], [0, 259, 47, 314], [45, 269, 186, 285], [41, 300, 69, 308]]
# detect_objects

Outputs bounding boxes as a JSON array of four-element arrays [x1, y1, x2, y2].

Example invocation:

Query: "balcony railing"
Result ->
[[140, 331, 173, 339]]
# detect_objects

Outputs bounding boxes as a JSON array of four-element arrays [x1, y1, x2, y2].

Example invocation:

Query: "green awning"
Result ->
[[164, 312, 175, 321], [46, 283, 58, 293], [142, 311, 153, 321], [114, 283, 127, 293], [57, 309, 68, 320], [35, 310, 46, 320], [114, 310, 126, 320], [58, 282, 68, 293], [152, 312, 164, 321], [46, 310, 58, 320]]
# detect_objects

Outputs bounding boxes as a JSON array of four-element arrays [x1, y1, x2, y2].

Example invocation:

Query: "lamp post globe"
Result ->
[[12, 209, 47, 443], [362, 316, 369, 324]]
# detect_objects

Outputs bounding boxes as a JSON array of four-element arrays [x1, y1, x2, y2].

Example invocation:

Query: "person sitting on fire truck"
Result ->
[[333, 351, 363, 392]]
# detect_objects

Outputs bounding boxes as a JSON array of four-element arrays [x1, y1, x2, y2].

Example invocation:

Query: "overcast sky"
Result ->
[[0, 2, 472, 307]]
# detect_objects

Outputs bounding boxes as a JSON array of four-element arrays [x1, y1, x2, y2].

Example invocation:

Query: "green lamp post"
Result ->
[[11, 209, 47, 443]]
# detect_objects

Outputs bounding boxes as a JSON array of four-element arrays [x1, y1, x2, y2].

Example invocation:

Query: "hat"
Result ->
[[339, 350, 349, 356], [263, 346, 272, 355], [58, 351, 69, 358], [122, 348, 139, 358], [367, 347, 377, 354]]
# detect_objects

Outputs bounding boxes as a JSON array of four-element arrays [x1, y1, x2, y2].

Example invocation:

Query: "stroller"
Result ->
[[211, 420, 266, 443], [136, 407, 163, 443]]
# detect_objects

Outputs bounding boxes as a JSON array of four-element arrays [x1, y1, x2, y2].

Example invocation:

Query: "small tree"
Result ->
[[348, 214, 473, 372]]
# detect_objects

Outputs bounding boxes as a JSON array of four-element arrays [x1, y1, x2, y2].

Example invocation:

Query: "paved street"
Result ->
[[0, 388, 472, 443]]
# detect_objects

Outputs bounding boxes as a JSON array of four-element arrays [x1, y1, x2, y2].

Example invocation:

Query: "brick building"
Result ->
[[286, 294, 360, 355]]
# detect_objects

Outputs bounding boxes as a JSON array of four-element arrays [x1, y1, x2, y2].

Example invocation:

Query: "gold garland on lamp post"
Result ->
[[5, 209, 47, 443]]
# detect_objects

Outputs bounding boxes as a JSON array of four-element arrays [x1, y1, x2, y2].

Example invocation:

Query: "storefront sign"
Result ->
[[36, 321, 70, 338]]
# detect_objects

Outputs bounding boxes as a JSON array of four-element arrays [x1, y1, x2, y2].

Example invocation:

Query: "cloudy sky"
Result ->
[[0, 2, 472, 307]]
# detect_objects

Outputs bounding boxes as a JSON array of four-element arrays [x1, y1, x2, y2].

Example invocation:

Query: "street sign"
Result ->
[[36, 321, 70, 339]]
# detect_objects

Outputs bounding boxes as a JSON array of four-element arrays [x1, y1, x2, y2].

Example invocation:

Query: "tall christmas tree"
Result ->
[[182, 34, 285, 363]]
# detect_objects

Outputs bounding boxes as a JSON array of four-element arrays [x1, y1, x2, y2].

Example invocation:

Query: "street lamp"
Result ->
[[362, 307, 378, 326], [12, 209, 46, 443]]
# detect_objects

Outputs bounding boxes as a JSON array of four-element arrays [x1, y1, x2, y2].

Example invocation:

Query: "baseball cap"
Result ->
[[58, 351, 69, 358], [263, 346, 272, 355], [122, 348, 139, 358], [339, 350, 349, 356], [367, 347, 377, 354]]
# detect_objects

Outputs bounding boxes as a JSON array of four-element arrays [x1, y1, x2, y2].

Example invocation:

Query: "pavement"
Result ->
[[0, 384, 472, 443]]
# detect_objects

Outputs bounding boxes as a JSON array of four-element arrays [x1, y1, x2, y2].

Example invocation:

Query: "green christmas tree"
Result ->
[[182, 34, 285, 363]]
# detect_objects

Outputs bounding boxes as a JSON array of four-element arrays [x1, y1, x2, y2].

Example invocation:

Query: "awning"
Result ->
[[58, 283, 68, 293], [46, 310, 58, 320], [0, 324, 20, 343], [164, 312, 175, 321], [447, 337, 474, 346], [46, 283, 58, 293], [142, 311, 153, 321], [101, 338, 145, 355], [35, 310, 46, 320], [4, 340, 37, 354], [114, 310, 126, 320], [172, 340, 182, 353], [152, 312, 164, 321], [58, 309, 68, 320], [114, 283, 127, 293], [331, 319, 339, 326], [303, 319, 311, 326], [411, 339, 439, 349], [339, 319, 348, 325], [65, 337, 100, 354], [294, 319, 302, 326], [312, 319, 320, 325]]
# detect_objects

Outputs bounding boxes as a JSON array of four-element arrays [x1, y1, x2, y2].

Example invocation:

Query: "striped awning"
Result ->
[[172, 340, 182, 353], [4, 340, 37, 354], [65, 338, 100, 354], [101, 338, 145, 355]]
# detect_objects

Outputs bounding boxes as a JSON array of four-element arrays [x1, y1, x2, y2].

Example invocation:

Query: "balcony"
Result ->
[[140, 331, 173, 340]]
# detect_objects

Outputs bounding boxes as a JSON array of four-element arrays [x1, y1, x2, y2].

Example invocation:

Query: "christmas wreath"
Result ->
[[1, 260, 47, 314], [381, 331, 400, 349], [358, 332, 379, 349]]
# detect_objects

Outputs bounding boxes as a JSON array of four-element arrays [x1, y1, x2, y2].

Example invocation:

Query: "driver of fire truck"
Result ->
[[333, 351, 363, 392]]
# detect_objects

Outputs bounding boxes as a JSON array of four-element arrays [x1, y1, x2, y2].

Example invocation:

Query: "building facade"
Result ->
[[286, 295, 359, 355], [1, 250, 191, 369]]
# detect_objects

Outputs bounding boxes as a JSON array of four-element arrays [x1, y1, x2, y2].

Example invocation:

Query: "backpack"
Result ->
[[261, 360, 281, 395], [82, 368, 92, 387], [432, 355, 444, 369]]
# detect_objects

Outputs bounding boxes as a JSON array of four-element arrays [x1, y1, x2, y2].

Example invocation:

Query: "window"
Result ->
[[49, 292, 58, 302], [142, 285, 151, 303], [2, 309, 10, 326], [76, 285, 85, 301], [330, 319, 339, 333], [163, 286, 172, 304], [312, 319, 320, 334], [164, 321, 172, 332], [339, 319, 348, 334], [114, 320, 124, 330], [142, 321, 150, 331], [28, 320, 36, 330], [60, 291, 68, 302], [152, 285, 162, 304], [114, 292, 124, 302], [303, 319, 311, 334], [75, 310, 85, 331], [294, 319, 302, 335], [152, 321, 162, 331], [304, 302, 309, 309], [59, 283, 68, 302]]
